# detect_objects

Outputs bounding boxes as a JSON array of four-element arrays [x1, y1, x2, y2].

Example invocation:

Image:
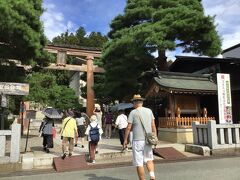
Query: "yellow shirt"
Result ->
[[61, 117, 77, 138]]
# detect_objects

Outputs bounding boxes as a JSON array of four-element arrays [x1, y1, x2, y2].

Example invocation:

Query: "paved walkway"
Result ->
[[3, 156, 240, 180], [4, 120, 201, 170]]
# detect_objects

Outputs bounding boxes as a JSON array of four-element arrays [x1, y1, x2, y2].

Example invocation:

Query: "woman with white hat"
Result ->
[[93, 104, 103, 128], [85, 115, 103, 163]]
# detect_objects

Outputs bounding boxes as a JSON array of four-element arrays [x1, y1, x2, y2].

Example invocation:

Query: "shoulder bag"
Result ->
[[137, 110, 158, 146]]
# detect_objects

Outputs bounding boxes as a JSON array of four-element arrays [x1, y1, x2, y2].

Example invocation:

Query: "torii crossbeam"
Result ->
[[44, 44, 104, 117]]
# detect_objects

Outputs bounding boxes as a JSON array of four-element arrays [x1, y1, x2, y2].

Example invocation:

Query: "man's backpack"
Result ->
[[89, 124, 100, 143]]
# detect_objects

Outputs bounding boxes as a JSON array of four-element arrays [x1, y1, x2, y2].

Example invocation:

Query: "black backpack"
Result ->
[[89, 124, 100, 143]]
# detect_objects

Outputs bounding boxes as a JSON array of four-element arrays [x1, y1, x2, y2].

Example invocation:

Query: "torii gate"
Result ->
[[44, 44, 104, 117]]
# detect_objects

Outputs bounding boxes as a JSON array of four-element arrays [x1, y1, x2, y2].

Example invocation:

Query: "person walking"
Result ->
[[123, 94, 157, 180], [115, 110, 128, 149], [60, 110, 78, 159], [104, 110, 113, 139], [93, 104, 103, 128], [93, 104, 102, 153], [85, 115, 103, 163], [39, 116, 54, 153], [75, 112, 86, 148]]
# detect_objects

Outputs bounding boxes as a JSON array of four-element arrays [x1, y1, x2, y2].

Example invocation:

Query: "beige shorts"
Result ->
[[132, 140, 153, 167]]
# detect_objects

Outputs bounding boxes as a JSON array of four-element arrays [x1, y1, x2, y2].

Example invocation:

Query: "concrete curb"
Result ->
[[22, 153, 56, 170], [21, 150, 133, 170], [185, 144, 210, 156], [95, 151, 132, 160]]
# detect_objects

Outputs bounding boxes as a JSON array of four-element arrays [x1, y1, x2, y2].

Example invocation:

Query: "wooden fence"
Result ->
[[159, 117, 215, 128]]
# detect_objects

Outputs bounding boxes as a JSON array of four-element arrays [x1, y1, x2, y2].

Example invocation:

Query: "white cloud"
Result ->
[[202, 0, 240, 50], [41, 3, 76, 40], [166, 0, 240, 59]]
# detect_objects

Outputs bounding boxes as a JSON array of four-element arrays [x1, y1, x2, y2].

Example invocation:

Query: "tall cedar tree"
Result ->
[[52, 27, 108, 48], [102, 0, 222, 100], [0, 0, 49, 65]]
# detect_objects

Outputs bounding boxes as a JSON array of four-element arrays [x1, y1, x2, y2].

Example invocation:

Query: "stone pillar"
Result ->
[[0, 136, 6, 157], [192, 121, 199, 145], [10, 124, 21, 163], [86, 55, 94, 117], [207, 120, 217, 149]]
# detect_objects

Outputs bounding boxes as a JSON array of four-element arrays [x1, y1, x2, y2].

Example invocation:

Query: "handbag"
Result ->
[[137, 110, 158, 146], [52, 127, 57, 138], [61, 118, 71, 140]]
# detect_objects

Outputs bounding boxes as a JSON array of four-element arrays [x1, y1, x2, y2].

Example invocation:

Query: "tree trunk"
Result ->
[[156, 51, 168, 71]]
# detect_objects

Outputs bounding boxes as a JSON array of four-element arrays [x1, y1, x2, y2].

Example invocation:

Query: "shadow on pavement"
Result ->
[[99, 144, 122, 151], [85, 173, 124, 180]]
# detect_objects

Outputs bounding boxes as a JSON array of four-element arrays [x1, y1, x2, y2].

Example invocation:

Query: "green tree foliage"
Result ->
[[103, 0, 222, 100], [52, 27, 109, 103], [26, 71, 81, 111], [0, 0, 49, 64], [52, 27, 108, 48]]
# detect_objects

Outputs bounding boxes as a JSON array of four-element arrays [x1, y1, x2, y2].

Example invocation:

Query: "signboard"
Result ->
[[217, 73, 232, 124], [0, 82, 29, 95], [26, 110, 36, 119]]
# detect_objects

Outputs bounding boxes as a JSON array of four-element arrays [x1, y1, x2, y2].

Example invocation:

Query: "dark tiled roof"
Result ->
[[169, 56, 240, 72], [154, 71, 217, 92], [222, 43, 240, 53]]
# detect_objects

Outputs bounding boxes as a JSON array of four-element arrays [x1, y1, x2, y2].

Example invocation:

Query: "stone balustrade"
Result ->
[[192, 120, 240, 149], [0, 124, 21, 163]]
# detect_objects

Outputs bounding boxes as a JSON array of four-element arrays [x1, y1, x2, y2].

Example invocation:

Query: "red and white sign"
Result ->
[[217, 73, 232, 124]]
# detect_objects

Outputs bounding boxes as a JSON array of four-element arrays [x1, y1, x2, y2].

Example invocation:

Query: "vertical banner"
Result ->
[[217, 73, 232, 124]]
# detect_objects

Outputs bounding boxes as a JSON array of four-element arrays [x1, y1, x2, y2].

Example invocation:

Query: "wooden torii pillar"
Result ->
[[44, 45, 104, 117]]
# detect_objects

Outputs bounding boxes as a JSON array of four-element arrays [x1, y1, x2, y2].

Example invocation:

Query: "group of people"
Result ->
[[39, 108, 103, 163], [39, 94, 157, 180]]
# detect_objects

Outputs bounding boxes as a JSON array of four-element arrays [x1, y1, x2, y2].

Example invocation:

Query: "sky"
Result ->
[[41, 0, 240, 58]]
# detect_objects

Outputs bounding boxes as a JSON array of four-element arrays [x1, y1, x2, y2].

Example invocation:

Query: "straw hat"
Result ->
[[90, 115, 98, 122], [131, 94, 145, 101]]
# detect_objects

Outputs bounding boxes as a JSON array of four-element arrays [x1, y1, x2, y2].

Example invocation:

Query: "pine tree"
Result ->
[[102, 0, 222, 100], [0, 0, 47, 64]]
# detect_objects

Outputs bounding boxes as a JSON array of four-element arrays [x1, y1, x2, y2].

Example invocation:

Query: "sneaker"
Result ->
[[121, 147, 128, 153], [43, 147, 47, 151], [69, 153, 72, 157], [74, 144, 77, 147], [61, 153, 67, 160], [92, 160, 96, 164], [46, 149, 50, 153]]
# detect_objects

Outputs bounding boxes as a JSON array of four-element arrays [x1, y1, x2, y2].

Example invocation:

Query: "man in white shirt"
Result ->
[[115, 110, 128, 147], [123, 94, 157, 180]]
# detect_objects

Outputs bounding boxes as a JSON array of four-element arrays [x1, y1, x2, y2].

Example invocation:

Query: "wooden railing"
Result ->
[[159, 117, 215, 128]]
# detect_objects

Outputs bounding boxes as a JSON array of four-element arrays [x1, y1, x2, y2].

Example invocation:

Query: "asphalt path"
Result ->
[[1, 156, 240, 180]]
